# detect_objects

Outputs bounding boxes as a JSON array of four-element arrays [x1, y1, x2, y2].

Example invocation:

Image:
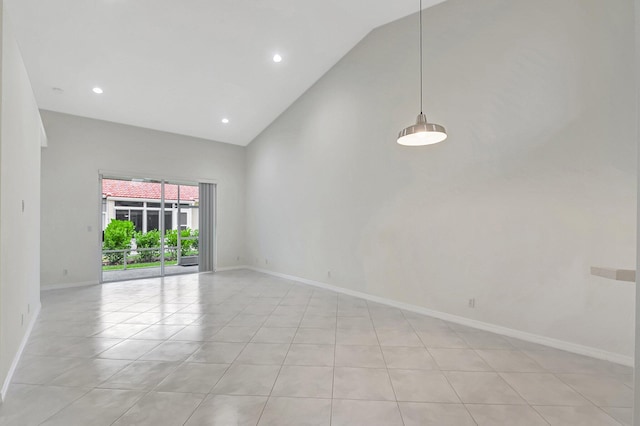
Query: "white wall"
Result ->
[[246, 0, 637, 358], [40, 111, 245, 288], [0, 4, 44, 397]]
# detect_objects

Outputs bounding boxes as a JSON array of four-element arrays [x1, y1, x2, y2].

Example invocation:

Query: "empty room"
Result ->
[[0, 0, 637, 424]]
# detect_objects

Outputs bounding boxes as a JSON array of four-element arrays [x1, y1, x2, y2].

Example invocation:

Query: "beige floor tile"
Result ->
[[234, 343, 290, 365], [336, 328, 379, 345], [49, 358, 130, 387], [533, 405, 621, 426], [5, 270, 630, 426], [112, 391, 203, 426], [41, 389, 144, 426], [335, 345, 385, 368], [251, 327, 298, 343], [155, 363, 229, 393], [258, 397, 331, 426], [601, 407, 632, 426], [333, 367, 395, 401], [293, 328, 336, 344], [0, 385, 89, 426], [184, 395, 267, 426], [272, 366, 333, 398], [466, 404, 548, 426], [187, 342, 246, 364], [399, 402, 476, 426], [446, 371, 525, 404], [475, 349, 544, 372], [12, 356, 86, 385], [429, 348, 492, 371], [212, 364, 281, 395], [389, 369, 460, 403], [500, 373, 591, 406], [557, 373, 633, 407], [375, 329, 423, 347], [284, 344, 335, 366], [332, 399, 403, 426], [417, 330, 469, 349], [381, 346, 437, 370], [97, 339, 163, 360], [100, 361, 179, 390], [138, 341, 201, 362]]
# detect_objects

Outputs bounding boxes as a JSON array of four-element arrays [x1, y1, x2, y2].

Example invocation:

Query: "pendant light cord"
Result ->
[[419, 0, 423, 114]]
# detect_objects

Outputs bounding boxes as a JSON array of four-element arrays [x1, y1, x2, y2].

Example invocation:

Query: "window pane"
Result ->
[[147, 202, 161, 208], [115, 210, 129, 221], [147, 211, 159, 231], [115, 201, 144, 207], [164, 212, 173, 231], [130, 210, 143, 233]]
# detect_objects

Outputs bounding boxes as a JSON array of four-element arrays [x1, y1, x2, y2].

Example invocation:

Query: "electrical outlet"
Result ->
[[468, 298, 476, 308], [236, 256, 240, 261], [63, 269, 68, 276], [327, 271, 332, 278], [87, 225, 92, 232]]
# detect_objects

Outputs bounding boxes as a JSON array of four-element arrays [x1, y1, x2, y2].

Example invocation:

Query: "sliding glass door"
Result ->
[[100, 175, 213, 283], [164, 182, 200, 277]]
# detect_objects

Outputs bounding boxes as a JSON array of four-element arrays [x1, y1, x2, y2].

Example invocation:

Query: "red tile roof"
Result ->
[[102, 179, 199, 201]]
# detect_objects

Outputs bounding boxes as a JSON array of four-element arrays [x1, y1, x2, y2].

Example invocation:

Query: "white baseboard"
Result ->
[[216, 265, 251, 272], [1, 303, 41, 401], [248, 267, 632, 367], [41, 281, 99, 291]]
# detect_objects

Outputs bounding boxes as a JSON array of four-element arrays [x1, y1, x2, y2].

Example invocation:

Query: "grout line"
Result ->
[[400, 309, 478, 426], [31, 386, 94, 425], [255, 281, 309, 425], [371, 302, 405, 426], [330, 293, 338, 426], [550, 373, 626, 424]]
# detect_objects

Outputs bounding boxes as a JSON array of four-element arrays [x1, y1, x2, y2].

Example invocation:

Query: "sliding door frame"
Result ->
[[98, 171, 218, 284]]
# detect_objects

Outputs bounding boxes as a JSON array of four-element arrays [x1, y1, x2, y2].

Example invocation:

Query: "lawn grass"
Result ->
[[102, 260, 177, 271]]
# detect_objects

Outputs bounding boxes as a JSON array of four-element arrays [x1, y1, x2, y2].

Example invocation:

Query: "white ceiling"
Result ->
[[5, 0, 445, 146]]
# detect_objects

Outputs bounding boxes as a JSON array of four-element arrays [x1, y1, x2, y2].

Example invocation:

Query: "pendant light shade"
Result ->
[[397, 113, 447, 146], [397, 0, 447, 146]]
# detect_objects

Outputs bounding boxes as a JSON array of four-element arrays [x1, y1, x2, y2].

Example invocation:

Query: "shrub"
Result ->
[[165, 228, 194, 257], [135, 230, 160, 262], [103, 219, 134, 264], [192, 229, 199, 251]]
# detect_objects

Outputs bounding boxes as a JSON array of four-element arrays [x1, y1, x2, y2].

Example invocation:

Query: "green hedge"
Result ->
[[135, 229, 160, 262], [165, 228, 196, 257], [103, 219, 134, 264], [103, 222, 198, 265]]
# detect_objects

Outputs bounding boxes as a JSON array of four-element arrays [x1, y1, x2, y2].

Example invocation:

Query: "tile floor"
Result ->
[[0, 269, 633, 425]]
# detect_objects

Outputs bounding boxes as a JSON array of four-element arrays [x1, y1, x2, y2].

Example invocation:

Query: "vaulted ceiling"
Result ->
[[6, 0, 445, 145]]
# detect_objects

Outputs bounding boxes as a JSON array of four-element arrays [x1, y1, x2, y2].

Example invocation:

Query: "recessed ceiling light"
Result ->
[[272, 54, 282, 63], [92, 87, 103, 94], [221, 118, 229, 124]]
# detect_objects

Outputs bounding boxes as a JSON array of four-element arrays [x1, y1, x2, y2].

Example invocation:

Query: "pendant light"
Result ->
[[397, 0, 447, 146]]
